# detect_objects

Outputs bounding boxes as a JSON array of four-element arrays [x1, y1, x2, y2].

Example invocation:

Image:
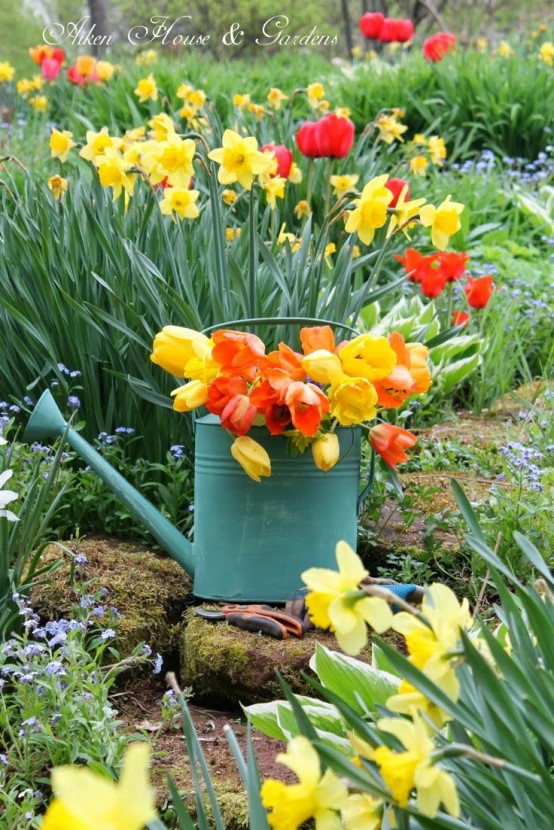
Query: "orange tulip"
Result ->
[[284, 382, 329, 436], [259, 343, 306, 381], [369, 424, 417, 469], [206, 376, 248, 415], [300, 325, 336, 355], [220, 394, 257, 436], [211, 330, 265, 379], [373, 332, 431, 408], [265, 403, 293, 435]]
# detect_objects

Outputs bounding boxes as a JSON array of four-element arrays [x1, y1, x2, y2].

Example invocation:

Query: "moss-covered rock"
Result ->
[[31, 537, 193, 661], [180, 610, 372, 708]]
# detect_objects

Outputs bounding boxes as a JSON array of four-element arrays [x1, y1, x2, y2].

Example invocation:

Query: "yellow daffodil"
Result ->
[[47, 175, 68, 201], [306, 82, 325, 108], [171, 379, 209, 411], [476, 37, 488, 52], [392, 583, 471, 676], [386, 186, 427, 238], [267, 87, 288, 109], [410, 155, 428, 176], [302, 541, 394, 653], [148, 112, 175, 141], [0, 61, 15, 83], [233, 92, 250, 109], [339, 333, 397, 381], [79, 128, 119, 165], [351, 46, 362, 59], [294, 199, 310, 219], [324, 242, 336, 265], [288, 162, 303, 184], [226, 227, 241, 241], [427, 135, 447, 166], [352, 245, 361, 258], [50, 129, 76, 163], [29, 95, 47, 111], [134, 74, 158, 103], [539, 42, 554, 65], [159, 187, 200, 222], [97, 148, 136, 203], [135, 49, 157, 66], [335, 106, 351, 119], [328, 375, 379, 427], [342, 793, 383, 830], [17, 78, 33, 97], [176, 83, 193, 99], [208, 129, 274, 190], [144, 136, 196, 188], [261, 736, 348, 829], [231, 436, 271, 482], [385, 661, 460, 727], [150, 326, 212, 377], [375, 713, 460, 817], [222, 188, 237, 205], [96, 61, 116, 82], [497, 41, 514, 57], [344, 175, 393, 245], [412, 133, 428, 146], [419, 195, 464, 250], [375, 114, 408, 145], [261, 176, 287, 209], [248, 102, 266, 121], [188, 89, 206, 108], [330, 173, 359, 199], [311, 433, 340, 472], [42, 743, 157, 830], [125, 126, 146, 142]]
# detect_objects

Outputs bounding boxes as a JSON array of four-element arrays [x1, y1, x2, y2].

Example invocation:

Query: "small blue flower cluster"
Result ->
[[498, 441, 548, 491], [57, 363, 82, 378]]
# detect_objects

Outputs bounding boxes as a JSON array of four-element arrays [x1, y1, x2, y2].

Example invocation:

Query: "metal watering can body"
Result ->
[[193, 414, 361, 602], [23, 391, 361, 603]]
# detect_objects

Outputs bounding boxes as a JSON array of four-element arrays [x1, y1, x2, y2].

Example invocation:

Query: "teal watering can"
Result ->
[[23, 388, 362, 604]]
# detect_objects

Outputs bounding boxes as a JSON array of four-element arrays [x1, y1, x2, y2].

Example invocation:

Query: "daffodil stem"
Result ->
[[349, 234, 394, 329], [248, 185, 258, 319], [431, 745, 542, 782]]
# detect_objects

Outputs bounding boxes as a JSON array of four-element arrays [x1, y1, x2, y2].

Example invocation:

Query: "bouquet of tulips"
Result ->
[[151, 322, 431, 481]]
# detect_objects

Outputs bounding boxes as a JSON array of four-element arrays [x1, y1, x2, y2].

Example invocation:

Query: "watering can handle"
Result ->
[[201, 316, 360, 337]]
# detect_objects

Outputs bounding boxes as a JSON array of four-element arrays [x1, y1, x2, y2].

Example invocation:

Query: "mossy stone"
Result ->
[[30, 537, 193, 661], [180, 609, 373, 708]]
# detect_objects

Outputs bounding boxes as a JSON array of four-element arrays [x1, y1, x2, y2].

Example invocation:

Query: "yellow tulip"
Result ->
[[329, 376, 378, 426], [230, 436, 271, 482], [301, 349, 343, 385], [339, 334, 397, 382], [150, 327, 209, 377], [171, 379, 208, 412], [311, 433, 340, 472]]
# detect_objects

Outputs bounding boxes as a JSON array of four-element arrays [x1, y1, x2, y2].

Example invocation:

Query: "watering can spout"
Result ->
[[22, 390, 195, 577]]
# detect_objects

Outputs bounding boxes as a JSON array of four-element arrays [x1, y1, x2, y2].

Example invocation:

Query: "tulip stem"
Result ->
[[323, 158, 333, 218], [445, 281, 454, 329], [306, 158, 315, 205]]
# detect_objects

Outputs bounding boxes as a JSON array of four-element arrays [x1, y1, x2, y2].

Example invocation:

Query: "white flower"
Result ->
[[0, 469, 19, 522]]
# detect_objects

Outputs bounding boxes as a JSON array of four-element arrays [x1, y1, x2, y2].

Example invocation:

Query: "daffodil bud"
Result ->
[[311, 433, 340, 472], [231, 436, 271, 482]]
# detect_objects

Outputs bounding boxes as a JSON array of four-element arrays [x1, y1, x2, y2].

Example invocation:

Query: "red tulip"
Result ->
[[395, 19, 415, 43], [296, 121, 321, 158], [220, 394, 257, 436], [395, 248, 439, 284], [464, 275, 494, 309], [378, 18, 400, 42], [41, 58, 62, 81], [369, 423, 417, 469], [423, 32, 457, 62], [314, 113, 355, 159], [51, 48, 65, 65], [359, 12, 384, 39], [452, 310, 469, 327], [438, 251, 469, 282], [67, 65, 99, 86], [260, 143, 293, 179], [385, 177, 410, 207]]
